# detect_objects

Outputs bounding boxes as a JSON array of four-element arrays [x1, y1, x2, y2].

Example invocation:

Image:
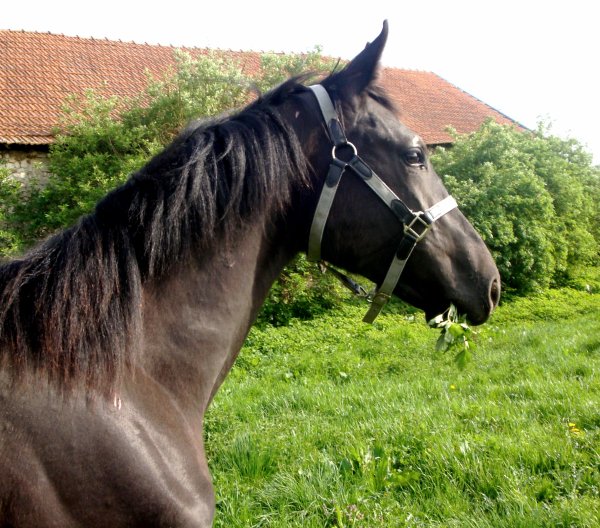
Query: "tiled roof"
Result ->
[[0, 30, 519, 146], [379, 68, 520, 144]]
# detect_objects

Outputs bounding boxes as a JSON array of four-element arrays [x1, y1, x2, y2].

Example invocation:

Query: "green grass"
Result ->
[[205, 287, 600, 527]]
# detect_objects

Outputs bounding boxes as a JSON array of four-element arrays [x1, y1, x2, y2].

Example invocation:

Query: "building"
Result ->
[[0, 30, 520, 180]]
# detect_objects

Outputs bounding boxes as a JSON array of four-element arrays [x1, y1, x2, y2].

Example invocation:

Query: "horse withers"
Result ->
[[0, 21, 499, 527]]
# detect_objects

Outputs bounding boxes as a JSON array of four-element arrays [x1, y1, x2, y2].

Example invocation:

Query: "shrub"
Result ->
[[257, 255, 347, 327], [431, 121, 600, 292], [0, 164, 22, 257]]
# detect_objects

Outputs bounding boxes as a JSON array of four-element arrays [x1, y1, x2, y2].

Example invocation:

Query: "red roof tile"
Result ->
[[379, 68, 519, 144], [0, 30, 519, 146]]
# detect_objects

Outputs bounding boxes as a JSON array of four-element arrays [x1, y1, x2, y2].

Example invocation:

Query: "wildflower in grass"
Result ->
[[449, 384, 457, 390], [568, 422, 582, 435]]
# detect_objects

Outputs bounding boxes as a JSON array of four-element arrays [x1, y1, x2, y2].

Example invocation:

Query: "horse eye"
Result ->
[[404, 148, 425, 167]]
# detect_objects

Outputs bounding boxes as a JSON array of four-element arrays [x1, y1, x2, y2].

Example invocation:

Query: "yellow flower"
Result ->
[[568, 422, 582, 435]]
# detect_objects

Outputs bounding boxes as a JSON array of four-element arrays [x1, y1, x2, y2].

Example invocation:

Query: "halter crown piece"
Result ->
[[307, 84, 458, 323]]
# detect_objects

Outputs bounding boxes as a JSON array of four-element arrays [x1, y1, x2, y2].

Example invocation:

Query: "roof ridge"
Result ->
[[0, 28, 290, 57], [381, 65, 435, 74]]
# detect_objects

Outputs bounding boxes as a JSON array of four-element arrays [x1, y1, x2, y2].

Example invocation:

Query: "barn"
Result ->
[[0, 30, 520, 180]]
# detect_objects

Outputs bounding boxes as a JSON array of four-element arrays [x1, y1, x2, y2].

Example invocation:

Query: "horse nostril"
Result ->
[[489, 277, 501, 309]]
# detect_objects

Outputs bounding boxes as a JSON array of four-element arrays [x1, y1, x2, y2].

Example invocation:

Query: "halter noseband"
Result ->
[[307, 84, 458, 323]]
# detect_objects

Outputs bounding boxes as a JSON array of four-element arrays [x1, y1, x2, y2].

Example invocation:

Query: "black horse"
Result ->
[[0, 22, 499, 527]]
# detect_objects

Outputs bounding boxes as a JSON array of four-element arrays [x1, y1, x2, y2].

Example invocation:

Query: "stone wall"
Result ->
[[0, 146, 51, 182]]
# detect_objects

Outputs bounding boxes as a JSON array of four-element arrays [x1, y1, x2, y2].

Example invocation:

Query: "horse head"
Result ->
[[289, 21, 500, 324]]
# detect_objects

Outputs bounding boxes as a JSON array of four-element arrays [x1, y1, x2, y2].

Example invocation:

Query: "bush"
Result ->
[[0, 165, 22, 257], [257, 255, 348, 327], [431, 121, 600, 293]]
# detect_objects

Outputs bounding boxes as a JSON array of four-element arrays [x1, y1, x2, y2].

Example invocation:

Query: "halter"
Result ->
[[307, 84, 458, 323]]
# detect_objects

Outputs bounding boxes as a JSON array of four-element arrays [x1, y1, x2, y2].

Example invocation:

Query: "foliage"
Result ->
[[0, 164, 22, 257], [431, 120, 600, 292], [257, 255, 348, 327], [428, 304, 475, 369], [124, 49, 250, 145], [255, 46, 342, 92]]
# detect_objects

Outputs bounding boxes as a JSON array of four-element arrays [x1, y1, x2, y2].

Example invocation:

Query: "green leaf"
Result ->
[[429, 303, 478, 368], [454, 348, 472, 370], [436, 334, 449, 353], [448, 322, 465, 338]]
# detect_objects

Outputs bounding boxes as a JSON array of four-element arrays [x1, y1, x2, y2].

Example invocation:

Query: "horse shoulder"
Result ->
[[0, 380, 214, 527]]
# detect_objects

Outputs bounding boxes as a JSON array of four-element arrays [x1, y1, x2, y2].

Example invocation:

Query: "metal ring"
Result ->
[[332, 142, 357, 161]]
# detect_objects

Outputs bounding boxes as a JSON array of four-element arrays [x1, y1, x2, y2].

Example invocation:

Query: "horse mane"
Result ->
[[0, 78, 310, 391]]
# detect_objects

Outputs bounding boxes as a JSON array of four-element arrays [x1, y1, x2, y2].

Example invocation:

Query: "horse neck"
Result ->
[[138, 216, 294, 412]]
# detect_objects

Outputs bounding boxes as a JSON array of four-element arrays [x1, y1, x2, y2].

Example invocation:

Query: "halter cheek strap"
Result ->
[[307, 84, 458, 323]]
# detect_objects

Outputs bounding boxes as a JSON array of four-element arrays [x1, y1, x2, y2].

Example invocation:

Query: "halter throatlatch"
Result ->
[[307, 84, 458, 323]]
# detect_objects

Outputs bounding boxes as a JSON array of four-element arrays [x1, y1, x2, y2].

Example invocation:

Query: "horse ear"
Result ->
[[326, 20, 388, 96]]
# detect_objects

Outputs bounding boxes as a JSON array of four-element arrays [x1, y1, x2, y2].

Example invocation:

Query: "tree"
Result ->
[[431, 120, 599, 292]]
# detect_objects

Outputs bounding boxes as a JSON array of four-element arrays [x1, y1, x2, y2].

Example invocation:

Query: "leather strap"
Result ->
[[307, 159, 346, 261], [306, 84, 459, 322], [309, 84, 347, 146], [362, 197, 457, 323]]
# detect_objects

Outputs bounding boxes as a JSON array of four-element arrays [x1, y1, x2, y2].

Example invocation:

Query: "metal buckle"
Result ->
[[403, 212, 432, 242], [369, 291, 391, 306]]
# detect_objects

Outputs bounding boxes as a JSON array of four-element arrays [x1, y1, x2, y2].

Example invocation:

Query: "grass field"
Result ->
[[205, 287, 600, 527]]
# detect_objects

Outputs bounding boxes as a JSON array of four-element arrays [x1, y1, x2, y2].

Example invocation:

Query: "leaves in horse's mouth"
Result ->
[[427, 304, 476, 369]]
